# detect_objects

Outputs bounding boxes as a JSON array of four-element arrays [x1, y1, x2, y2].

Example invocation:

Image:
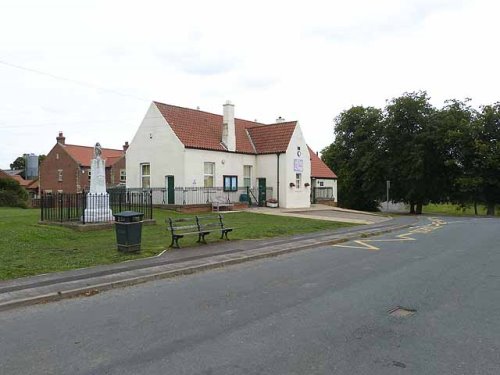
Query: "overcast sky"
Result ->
[[1, 0, 499, 169]]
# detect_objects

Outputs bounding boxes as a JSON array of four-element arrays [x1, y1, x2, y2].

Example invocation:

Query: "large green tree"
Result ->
[[383, 91, 446, 214], [436, 99, 480, 212], [475, 103, 500, 215], [322, 106, 386, 211]]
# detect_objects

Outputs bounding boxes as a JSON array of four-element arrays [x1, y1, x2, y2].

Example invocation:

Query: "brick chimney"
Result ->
[[222, 101, 236, 152], [123, 141, 129, 152], [56, 131, 65, 145]]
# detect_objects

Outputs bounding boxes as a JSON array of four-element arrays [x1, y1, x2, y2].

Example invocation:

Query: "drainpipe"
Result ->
[[276, 152, 282, 207]]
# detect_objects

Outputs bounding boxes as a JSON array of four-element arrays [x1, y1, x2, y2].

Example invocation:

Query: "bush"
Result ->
[[0, 178, 28, 208]]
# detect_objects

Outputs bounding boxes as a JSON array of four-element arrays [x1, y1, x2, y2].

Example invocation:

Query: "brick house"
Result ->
[[39, 132, 128, 194]]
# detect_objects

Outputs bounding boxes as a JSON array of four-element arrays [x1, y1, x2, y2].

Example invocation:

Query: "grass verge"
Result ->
[[423, 203, 499, 217], [0, 208, 355, 280]]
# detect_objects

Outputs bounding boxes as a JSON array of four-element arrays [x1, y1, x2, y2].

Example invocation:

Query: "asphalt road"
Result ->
[[1, 216, 499, 374]]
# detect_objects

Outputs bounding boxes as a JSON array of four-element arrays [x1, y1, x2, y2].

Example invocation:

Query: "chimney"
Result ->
[[56, 131, 65, 145], [222, 101, 236, 152], [276, 116, 285, 123], [123, 141, 129, 152]]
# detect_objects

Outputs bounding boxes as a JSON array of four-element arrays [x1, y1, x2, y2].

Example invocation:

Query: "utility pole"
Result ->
[[386, 180, 390, 211]]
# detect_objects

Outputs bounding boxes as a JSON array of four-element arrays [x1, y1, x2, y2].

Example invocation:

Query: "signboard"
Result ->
[[294, 159, 303, 172]]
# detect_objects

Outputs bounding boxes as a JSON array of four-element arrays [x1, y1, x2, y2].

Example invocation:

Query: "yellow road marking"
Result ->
[[332, 217, 448, 251], [333, 240, 380, 251]]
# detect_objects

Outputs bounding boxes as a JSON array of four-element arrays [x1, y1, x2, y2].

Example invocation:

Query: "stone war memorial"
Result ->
[[83, 142, 113, 222]]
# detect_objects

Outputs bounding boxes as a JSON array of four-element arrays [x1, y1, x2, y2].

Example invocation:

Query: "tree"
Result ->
[[436, 99, 480, 212], [0, 177, 28, 208], [322, 106, 386, 211], [8, 154, 46, 179], [475, 103, 500, 215], [383, 91, 445, 214]]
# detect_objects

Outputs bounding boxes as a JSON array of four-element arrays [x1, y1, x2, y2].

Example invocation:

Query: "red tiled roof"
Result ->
[[247, 122, 297, 154], [308, 146, 337, 179], [63, 145, 124, 167], [154, 102, 297, 154]]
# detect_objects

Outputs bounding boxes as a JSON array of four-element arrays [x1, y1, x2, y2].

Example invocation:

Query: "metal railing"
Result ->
[[312, 187, 335, 203], [126, 186, 273, 206], [40, 190, 153, 223]]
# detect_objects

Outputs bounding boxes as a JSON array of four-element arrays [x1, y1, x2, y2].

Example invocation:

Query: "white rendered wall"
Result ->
[[282, 124, 311, 208], [255, 153, 280, 200], [183, 148, 257, 188], [313, 178, 338, 202], [126, 103, 185, 189]]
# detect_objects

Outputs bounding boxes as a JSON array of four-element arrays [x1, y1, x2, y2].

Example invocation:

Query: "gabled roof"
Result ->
[[247, 122, 297, 154], [153, 102, 297, 154], [308, 146, 337, 179], [0, 170, 38, 188], [62, 145, 124, 167]]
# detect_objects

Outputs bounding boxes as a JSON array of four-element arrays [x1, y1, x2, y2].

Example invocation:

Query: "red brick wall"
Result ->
[[109, 156, 126, 187], [40, 144, 81, 193]]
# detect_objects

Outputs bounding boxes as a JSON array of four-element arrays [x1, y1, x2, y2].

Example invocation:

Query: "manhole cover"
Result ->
[[388, 306, 416, 317]]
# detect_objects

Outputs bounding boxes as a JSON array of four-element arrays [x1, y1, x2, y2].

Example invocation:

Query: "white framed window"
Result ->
[[120, 169, 126, 183], [57, 169, 63, 182], [296, 173, 302, 189], [204, 162, 215, 188], [319, 181, 324, 187], [141, 163, 151, 188], [243, 165, 252, 188]]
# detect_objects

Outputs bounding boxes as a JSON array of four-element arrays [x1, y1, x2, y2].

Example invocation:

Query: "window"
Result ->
[[243, 165, 252, 187], [120, 169, 126, 183], [223, 175, 238, 192], [141, 163, 151, 188], [204, 162, 215, 188], [88, 169, 91, 180], [319, 181, 324, 187], [296, 173, 302, 189], [57, 169, 63, 182]]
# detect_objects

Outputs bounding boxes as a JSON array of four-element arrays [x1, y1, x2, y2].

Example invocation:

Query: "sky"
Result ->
[[1, 0, 499, 169]]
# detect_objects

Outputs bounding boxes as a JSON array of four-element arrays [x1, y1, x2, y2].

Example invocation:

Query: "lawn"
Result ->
[[423, 203, 499, 217], [0, 207, 355, 280]]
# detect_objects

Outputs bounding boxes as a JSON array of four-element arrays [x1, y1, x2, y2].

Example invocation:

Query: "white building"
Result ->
[[126, 101, 337, 208]]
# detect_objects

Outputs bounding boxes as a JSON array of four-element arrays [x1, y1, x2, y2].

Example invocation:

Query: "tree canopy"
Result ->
[[322, 92, 500, 214]]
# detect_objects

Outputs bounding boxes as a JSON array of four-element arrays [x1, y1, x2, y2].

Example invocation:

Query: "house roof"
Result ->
[[247, 122, 297, 154], [63, 145, 124, 167], [308, 146, 337, 179], [153, 102, 297, 154], [0, 169, 39, 188]]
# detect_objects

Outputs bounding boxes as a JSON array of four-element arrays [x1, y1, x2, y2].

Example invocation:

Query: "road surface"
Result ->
[[1, 216, 499, 374]]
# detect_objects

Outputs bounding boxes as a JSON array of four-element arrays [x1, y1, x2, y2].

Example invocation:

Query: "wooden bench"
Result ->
[[167, 214, 233, 248], [212, 196, 234, 212]]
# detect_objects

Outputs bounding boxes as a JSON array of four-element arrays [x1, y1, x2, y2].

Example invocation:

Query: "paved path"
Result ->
[[1, 216, 498, 374]]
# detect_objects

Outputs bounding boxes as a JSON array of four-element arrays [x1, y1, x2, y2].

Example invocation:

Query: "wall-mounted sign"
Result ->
[[294, 159, 303, 172]]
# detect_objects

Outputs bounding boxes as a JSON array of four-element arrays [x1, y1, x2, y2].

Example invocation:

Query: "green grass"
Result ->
[[0, 208, 355, 280], [423, 203, 499, 217]]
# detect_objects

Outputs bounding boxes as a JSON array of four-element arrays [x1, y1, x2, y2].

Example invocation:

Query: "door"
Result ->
[[258, 178, 266, 206], [165, 175, 175, 204]]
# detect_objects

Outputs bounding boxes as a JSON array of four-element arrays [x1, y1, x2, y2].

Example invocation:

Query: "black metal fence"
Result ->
[[127, 186, 273, 206], [40, 190, 153, 223]]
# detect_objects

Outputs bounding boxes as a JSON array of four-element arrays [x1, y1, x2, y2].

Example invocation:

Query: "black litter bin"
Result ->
[[114, 211, 144, 253]]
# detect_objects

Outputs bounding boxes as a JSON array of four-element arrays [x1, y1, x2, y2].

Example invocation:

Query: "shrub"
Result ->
[[0, 178, 28, 208]]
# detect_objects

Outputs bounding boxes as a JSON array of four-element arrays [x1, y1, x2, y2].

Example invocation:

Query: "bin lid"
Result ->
[[113, 211, 145, 218]]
